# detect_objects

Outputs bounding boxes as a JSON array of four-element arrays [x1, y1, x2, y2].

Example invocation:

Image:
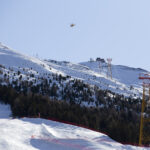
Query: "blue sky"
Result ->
[[0, 0, 150, 70]]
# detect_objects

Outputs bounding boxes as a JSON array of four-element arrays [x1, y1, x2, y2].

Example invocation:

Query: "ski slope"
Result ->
[[0, 43, 64, 76], [0, 42, 147, 97], [45, 60, 147, 97], [0, 103, 148, 150]]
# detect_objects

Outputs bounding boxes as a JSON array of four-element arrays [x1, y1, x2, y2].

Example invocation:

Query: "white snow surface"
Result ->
[[0, 103, 148, 150]]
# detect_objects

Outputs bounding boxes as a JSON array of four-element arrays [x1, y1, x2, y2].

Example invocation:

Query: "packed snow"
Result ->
[[0, 103, 148, 150]]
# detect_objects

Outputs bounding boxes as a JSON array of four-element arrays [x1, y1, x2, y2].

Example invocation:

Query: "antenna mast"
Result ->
[[107, 58, 112, 79], [96, 58, 105, 73]]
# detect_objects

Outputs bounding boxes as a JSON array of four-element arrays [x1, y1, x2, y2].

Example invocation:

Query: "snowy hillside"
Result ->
[[0, 43, 149, 149], [0, 43, 147, 97], [0, 103, 148, 150], [45, 60, 147, 97], [0, 43, 64, 75]]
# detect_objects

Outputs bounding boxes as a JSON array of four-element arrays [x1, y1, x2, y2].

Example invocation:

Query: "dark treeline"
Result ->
[[0, 84, 142, 145]]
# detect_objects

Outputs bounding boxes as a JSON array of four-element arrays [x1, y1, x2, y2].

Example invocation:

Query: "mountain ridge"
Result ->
[[0, 42, 147, 97]]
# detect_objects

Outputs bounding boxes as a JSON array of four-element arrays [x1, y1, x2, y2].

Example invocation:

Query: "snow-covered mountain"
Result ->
[[0, 42, 147, 97], [0, 103, 147, 150], [44, 60, 146, 97], [0, 43, 149, 149]]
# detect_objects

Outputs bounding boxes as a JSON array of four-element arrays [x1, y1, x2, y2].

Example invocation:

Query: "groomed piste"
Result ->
[[0, 103, 148, 150]]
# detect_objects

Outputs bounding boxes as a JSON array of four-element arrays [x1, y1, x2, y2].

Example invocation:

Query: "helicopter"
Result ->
[[70, 24, 75, 27]]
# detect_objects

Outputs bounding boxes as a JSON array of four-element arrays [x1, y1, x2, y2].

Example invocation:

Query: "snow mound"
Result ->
[[0, 103, 147, 150], [0, 103, 11, 118], [0, 117, 147, 150]]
